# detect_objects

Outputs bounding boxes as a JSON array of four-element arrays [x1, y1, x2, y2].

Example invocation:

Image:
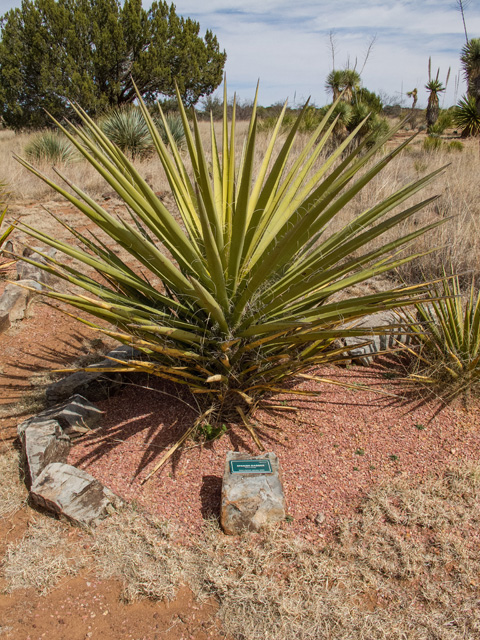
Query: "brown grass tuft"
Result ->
[[0, 451, 26, 518], [1, 518, 88, 595], [92, 506, 188, 603]]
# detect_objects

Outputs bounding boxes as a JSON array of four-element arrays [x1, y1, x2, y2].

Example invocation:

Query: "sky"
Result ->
[[0, 0, 478, 108]]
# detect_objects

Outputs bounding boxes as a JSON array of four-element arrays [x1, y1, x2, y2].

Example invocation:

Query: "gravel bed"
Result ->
[[67, 361, 480, 542]]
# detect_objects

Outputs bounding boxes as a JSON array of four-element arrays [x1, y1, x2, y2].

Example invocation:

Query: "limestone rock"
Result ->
[[17, 247, 57, 284], [18, 394, 102, 440], [45, 344, 142, 404], [19, 419, 70, 485], [30, 463, 121, 527], [0, 280, 40, 322], [221, 452, 286, 535], [0, 310, 10, 334], [341, 311, 410, 366]]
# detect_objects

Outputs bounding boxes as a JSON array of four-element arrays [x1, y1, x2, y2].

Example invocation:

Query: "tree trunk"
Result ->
[[426, 95, 439, 130]]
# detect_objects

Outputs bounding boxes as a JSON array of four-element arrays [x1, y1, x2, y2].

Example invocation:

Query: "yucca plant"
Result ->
[[14, 82, 446, 455], [154, 113, 186, 150], [402, 274, 480, 398], [425, 59, 450, 132], [24, 132, 78, 164], [453, 95, 480, 137], [98, 106, 154, 159]]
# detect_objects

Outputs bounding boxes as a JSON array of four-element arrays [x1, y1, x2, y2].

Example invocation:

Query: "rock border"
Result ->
[[17, 391, 122, 527]]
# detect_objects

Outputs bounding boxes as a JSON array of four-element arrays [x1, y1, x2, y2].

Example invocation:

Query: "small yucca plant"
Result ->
[[98, 106, 154, 159], [25, 132, 78, 164], [15, 81, 446, 455], [154, 113, 186, 150], [453, 95, 480, 137], [403, 274, 480, 398]]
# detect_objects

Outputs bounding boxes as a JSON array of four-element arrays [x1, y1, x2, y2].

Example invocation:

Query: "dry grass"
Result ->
[[1, 460, 479, 638], [0, 517, 88, 595], [91, 506, 187, 602], [0, 451, 26, 518], [188, 465, 480, 640], [2, 122, 479, 289]]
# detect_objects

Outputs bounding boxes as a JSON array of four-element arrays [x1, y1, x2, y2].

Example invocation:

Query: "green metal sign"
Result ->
[[229, 459, 273, 474]]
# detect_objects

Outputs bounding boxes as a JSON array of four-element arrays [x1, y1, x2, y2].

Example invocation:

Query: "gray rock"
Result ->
[[0, 310, 10, 334], [0, 280, 40, 322], [221, 452, 286, 535], [18, 394, 102, 440], [46, 344, 143, 404], [19, 419, 70, 485], [17, 247, 57, 284], [341, 311, 411, 366], [30, 462, 121, 527], [314, 512, 325, 526]]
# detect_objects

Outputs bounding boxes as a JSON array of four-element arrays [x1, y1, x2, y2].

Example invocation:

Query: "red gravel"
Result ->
[[68, 362, 480, 543]]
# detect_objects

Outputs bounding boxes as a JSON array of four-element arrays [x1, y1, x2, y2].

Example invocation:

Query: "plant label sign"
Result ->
[[229, 459, 273, 474]]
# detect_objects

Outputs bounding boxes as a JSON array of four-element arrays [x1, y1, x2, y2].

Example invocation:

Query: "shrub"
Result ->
[[154, 113, 186, 150], [453, 95, 480, 137], [423, 135, 444, 152], [447, 140, 464, 152], [404, 274, 480, 398], [428, 109, 454, 135], [24, 132, 78, 164], [98, 106, 153, 159], [16, 85, 445, 455]]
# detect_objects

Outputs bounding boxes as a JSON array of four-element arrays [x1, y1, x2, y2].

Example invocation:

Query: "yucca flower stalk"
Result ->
[[403, 274, 480, 398], [14, 81, 446, 452]]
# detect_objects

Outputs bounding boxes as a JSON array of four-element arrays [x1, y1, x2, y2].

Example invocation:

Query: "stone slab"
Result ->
[[0, 310, 10, 334], [18, 394, 102, 440], [19, 418, 70, 485], [221, 452, 286, 535], [341, 311, 410, 366], [46, 344, 142, 404], [17, 246, 57, 284], [30, 462, 121, 527]]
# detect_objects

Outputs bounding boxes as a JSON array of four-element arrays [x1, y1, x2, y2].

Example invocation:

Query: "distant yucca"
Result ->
[[25, 132, 77, 164], [98, 106, 153, 159]]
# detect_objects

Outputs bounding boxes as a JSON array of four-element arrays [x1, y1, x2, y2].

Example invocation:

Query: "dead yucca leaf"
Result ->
[[15, 79, 446, 459]]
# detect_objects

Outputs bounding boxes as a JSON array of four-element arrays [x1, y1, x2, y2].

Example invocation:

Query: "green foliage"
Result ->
[[428, 109, 454, 135], [24, 132, 78, 164], [325, 68, 361, 102], [0, 0, 226, 129], [423, 135, 444, 153], [461, 38, 480, 101], [454, 95, 480, 137], [0, 207, 14, 274], [155, 113, 186, 150], [404, 274, 480, 398], [195, 422, 227, 442], [16, 85, 445, 452], [447, 140, 464, 152], [98, 107, 153, 159], [98, 106, 185, 157], [353, 87, 384, 114]]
